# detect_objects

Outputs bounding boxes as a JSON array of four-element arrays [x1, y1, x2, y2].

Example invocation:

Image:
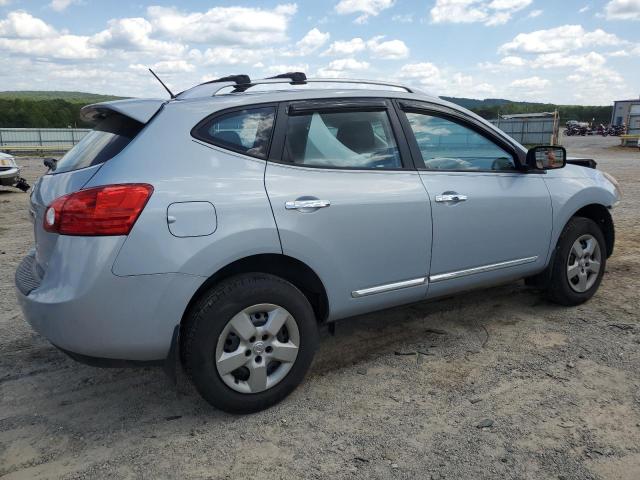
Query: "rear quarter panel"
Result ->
[[84, 100, 282, 277]]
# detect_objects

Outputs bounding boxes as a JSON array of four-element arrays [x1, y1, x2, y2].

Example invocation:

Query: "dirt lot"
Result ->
[[1, 136, 639, 480]]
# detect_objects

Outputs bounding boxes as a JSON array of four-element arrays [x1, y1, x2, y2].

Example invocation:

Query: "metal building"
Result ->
[[611, 98, 640, 128]]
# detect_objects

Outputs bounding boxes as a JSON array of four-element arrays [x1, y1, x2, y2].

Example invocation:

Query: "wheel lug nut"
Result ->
[[249, 336, 256, 343], [245, 350, 251, 357], [262, 334, 268, 341], [255, 355, 262, 363], [266, 346, 273, 353]]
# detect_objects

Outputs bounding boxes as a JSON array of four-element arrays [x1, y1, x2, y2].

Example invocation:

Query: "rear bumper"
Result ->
[[15, 245, 205, 361]]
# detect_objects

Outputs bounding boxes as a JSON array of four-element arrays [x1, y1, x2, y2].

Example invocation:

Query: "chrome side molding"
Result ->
[[351, 277, 427, 298], [429, 256, 538, 283]]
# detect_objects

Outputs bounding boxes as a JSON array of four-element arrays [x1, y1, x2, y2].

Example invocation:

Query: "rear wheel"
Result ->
[[181, 273, 318, 413], [546, 217, 606, 306]]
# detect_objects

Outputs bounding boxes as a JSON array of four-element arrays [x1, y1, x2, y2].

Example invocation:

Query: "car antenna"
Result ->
[[148, 68, 175, 99]]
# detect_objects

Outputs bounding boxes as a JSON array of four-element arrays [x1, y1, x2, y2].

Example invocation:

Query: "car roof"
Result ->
[[172, 87, 453, 111]]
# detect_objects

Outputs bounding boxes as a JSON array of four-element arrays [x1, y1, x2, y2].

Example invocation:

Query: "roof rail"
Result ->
[[266, 72, 307, 84], [201, 74, 251, 86], [224, 77, 414, 95], [176, 75, 415, 100], [176, 74, 251, 99]]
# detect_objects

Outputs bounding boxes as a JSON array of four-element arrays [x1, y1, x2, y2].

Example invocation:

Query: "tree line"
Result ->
[[0, 97, 614, 129], [0, 98, 95, 128]]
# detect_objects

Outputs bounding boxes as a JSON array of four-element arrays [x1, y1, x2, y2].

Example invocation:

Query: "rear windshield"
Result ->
[[52, 114, 143, 174]]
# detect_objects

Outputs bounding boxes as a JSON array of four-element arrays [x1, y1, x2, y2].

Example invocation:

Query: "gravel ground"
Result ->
[[1, 136, 639, 480]]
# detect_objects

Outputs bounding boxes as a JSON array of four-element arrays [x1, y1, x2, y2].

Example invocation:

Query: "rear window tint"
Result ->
[[53, 114, 143, 174], [192, 107, 276, 159]]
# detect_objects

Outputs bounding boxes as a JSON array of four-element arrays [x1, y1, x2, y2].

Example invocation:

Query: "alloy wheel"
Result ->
[[566, 234, 602, 293], [215, 303, 300, 394]]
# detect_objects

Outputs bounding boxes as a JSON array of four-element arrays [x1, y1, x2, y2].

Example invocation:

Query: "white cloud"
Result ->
[[579, 5, 590, 13], [293, 28, 330, 55], [323, 36, 407, 59], [0, 11, 103, 60], [146, 4, 297, 45], [131, 60, 195, 73], [510, 76, 550, 89], [500, 55, 526, 66], [265, 63, 309, 75], [0, 0, 11, 6], [0, 34, 101, 59], [323, 37, 366, 56], [528, 9, 542, 17], [317, 57, 370, 77], [398, 61, 495, 97], [604, 0, 640, 20], [400, 62, 442, 80], [92, 17, 186, 55], [531, 51, 607, 73], [50, 0, 82, 12], [608, 49, 631, 57], [485, 12, 511, 25], [0, 11, 57, 38], [430, 0, 532, 26], [193, 46, 271, 66], [499, 25, 623, 54], [391, 13, 413, 22], [326, 58, 370, 70], [334, 0, 395, 23], [366, 36, 409, 59]]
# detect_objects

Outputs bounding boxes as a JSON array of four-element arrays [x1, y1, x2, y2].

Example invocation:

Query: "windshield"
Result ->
[[53, 114, 143, 174]]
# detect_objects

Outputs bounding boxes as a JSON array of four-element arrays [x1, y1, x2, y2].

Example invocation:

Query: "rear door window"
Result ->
[[53, 114, 143, 174], [192, 107, 276, 159], [283, 110, 402, 169]]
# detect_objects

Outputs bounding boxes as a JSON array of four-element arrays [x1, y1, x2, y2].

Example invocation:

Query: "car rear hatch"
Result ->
[[29, 99, 165, 274]]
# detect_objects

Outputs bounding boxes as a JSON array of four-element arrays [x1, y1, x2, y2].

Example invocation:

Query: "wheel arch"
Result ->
[[571, 203, 614, 258], [180, 253, 330, 329]]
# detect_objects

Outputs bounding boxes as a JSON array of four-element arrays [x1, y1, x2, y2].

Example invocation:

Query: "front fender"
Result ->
[[543, 170, 618, 264]]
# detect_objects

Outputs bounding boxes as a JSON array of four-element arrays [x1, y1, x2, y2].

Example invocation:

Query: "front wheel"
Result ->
[[181, 273, 319, 413], [546, 217, 606, 306]]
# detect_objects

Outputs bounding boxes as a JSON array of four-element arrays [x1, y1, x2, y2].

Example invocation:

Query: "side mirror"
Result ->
[[526, 146, 566, 170]]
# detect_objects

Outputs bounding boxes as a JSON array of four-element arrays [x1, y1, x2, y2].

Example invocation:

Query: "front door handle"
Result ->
[[285, 199, 331, 211], [434, 193, 467, 203]]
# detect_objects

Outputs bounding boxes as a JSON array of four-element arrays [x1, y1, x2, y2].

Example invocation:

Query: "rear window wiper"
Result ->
[[43, 158, 57, 171]]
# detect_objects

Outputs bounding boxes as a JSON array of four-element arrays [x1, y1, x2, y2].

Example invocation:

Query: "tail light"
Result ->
[[44, 184, 153, 236]]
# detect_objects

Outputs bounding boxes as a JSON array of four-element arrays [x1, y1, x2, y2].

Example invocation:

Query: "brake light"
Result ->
[[43, 184, 153, 236]]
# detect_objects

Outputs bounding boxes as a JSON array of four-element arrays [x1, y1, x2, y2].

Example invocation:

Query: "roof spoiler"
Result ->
[[80, 99, 166, 124]]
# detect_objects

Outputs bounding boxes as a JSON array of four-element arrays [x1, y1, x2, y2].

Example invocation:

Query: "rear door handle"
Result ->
[[285, 199, 331, 211], [434, 194, 467, 203]]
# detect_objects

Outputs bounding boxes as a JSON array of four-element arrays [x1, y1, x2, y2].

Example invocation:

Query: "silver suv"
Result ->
[[15, 73, 620, 413]]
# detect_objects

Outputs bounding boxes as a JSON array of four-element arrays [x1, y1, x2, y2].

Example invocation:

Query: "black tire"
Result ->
[[181, 273, 318, 414], [546, 217, 606, 306]]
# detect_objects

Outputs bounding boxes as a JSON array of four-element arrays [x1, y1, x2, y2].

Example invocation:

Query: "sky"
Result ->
[[0, 0, 638, 105]]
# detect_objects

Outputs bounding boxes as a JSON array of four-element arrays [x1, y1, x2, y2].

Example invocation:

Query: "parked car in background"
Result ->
[[15, 73, 621, 413], [0, 152, 29, 191]]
